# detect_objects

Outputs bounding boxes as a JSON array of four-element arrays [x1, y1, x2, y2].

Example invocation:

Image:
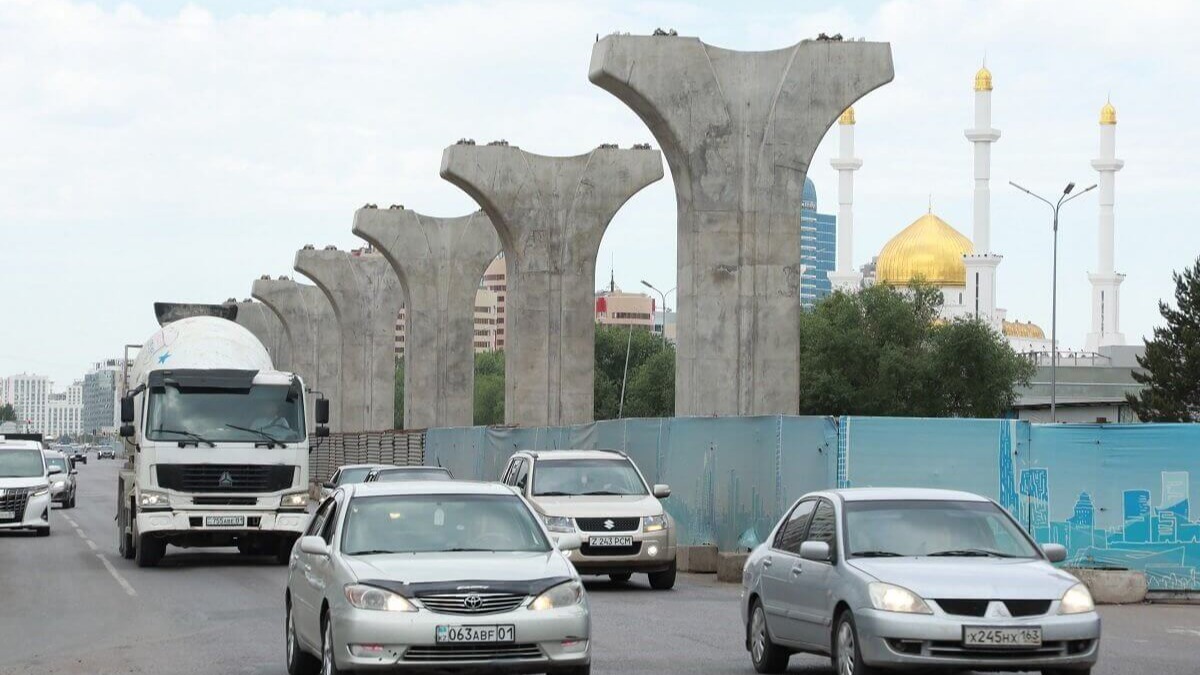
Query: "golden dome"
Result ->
[[876, 213, 974, 287], [1003, 320, 1046, 340], [974, 66, 993, 92], [1100, 100, 1117, 125], [839, 106, 856, 125]]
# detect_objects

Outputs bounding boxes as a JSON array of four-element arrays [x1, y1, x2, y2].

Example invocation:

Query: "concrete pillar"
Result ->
[[251, 275, 343, 431], [590, 34, 894, 416], [352, 206, 500, 429], [441, 143, 662, 426], [224, 296, 292, 370], [294, 245, 404, 432]]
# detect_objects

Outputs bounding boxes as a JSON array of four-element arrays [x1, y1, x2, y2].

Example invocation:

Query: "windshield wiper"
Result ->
[[225, 424, 286, 448], [155, 428, 216, 447], [347, 549, 396, 556], [927, 549, 1016, 558], [580, 490, 626, 496], [852, 550, 905, 558], [534, 491, 575, 496], [444, 547, 496, 552]]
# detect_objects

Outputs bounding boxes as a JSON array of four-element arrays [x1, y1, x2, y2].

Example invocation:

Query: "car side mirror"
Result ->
[[556, 533, 582, 552], [315, 398, 330, 425], [799, 541, 831, 562], [119, 424, 135, 438], [47, 466, 63, 476], [299, 536, 329, 557], [653, 484, 671, 499], [322, 482, 335, 490], [314, 426, 330, 438], [1042, 543, 1067, 563], [120, 396, 135, 423]]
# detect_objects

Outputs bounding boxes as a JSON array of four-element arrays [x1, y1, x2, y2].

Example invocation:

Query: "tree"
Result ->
[[594, 325, 675, 420], [623, 349, 675, 418], [473, 351, 505, 425], [1127, 257, 1200, 422], [0, 403, 16, 423], [797, 283, 1034, 418]]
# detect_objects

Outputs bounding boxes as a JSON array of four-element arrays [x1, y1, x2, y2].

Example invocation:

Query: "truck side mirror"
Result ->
[[315, 398, 330, 425], [120, 396, 135, 423], [119, 424, 135, 438]]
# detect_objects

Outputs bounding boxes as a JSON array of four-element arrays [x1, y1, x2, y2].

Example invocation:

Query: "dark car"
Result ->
[[70, 448, 87, 465]]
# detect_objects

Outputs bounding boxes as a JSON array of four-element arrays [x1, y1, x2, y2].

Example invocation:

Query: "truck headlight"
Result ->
[[868, 582, 932, 614], [281, 492, 308, 509], [542, 515, 575, 533], [529, 581, 584, 611], [139, 490, 170, 509], [1059, 583, 1095, 615], [344, 584, 417, 612], [642, 514, 667, 533]]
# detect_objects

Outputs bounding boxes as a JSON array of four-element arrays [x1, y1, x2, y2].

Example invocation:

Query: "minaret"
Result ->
[[828, 106, 863, 292], [1086, 100, 1126, 351], [963, 64, 1003, 326]]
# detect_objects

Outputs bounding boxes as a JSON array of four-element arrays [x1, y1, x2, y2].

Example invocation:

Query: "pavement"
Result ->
[[2, 461, 1199, 674]]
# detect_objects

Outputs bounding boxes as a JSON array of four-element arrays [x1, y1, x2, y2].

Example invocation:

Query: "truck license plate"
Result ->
[[436, 624, 515, 644], [588, 536, 634, 547], [204, 515, 246, 527], [963, 626, 1042, 648]]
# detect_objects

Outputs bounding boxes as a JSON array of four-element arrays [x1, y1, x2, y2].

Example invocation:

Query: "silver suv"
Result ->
[[500, 450, 676, 590]]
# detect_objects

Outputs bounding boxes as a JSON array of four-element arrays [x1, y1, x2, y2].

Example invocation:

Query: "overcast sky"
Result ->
[[2, 0, 1197, 388]]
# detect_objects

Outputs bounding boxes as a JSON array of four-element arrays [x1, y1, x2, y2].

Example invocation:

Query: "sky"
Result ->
[[1, 0, 1198, 388]]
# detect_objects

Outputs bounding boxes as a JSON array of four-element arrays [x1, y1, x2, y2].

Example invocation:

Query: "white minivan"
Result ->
[[0, 438, 56, 536]]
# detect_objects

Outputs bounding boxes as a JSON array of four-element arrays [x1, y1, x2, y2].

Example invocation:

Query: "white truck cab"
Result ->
[[0, 437, 55, 536]]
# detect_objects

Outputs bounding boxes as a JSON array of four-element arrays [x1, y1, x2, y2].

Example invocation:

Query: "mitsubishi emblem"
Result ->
[[985, 601, 1012, 619], [463, 594, 483, 610], [604, 519, 615, 530], [218, 471, 234, 488]]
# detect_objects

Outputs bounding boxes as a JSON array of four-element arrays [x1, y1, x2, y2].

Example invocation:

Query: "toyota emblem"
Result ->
[[463, 594, 483, 610], [604, 519, 615, 530]]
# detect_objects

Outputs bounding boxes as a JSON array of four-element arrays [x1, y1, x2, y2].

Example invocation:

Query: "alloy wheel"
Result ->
[[322, 621, 333, 675], [837, 619, 856, 675], [750, 606, 767, 664], [286, 608, 295, 667]]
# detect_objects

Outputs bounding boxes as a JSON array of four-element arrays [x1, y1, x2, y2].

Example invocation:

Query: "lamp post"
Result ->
[[640, 280, 676, 337], [1009, 180, 1097, 423]]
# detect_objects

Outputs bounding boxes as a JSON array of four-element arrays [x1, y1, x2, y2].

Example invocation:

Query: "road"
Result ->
[[3, 461, 1200, 674]]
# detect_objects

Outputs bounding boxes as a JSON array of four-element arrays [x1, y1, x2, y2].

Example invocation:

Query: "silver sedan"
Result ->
[[741, 488, 1100, 675], [285, 480, 591, 675]]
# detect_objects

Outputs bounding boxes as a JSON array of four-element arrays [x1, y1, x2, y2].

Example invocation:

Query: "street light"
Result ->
[[640, 280, 676, 337], [1009, 180, 1097, 423]]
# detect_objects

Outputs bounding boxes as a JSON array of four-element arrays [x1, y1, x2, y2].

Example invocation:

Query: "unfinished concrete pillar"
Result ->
[[441, 143, 662, 426], [224, 297, 292, 370], [251, 275, 343, 431], [352, 207, 500, 429], [590, 34, 894, 416], [294, 246, 403, 433]]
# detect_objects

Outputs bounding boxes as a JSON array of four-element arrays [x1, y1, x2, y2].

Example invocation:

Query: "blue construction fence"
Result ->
[[425, 417, 1200, 591]]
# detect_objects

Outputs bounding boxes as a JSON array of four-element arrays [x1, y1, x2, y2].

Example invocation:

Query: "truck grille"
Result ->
[[417, 592, 527, 615], [0, 488, 29, 522], [575, 517, 640, 532], [156, 465, 295, 493], [404, 643, 541, 662]]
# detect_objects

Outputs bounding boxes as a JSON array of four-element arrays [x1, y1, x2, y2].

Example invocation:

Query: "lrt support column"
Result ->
[[225, 296, 292, 370]]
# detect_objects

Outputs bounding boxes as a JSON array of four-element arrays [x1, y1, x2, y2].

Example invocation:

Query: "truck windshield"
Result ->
[[0, 450, 46, 478], [146, 384, 305, 444]]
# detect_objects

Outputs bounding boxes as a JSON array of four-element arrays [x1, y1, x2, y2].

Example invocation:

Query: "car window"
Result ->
[[328, 469, 341, 485], [340, 494, 550, 555], [806, 500, 838, 561], [501, 459, 517, 484], [776, 499, 817, 553], [306, 499, 334, 536], [319, 501, 339, 544], [337, 467, 374, 485], [530, 458, 647, 496], [513, 460, 530, 491], [844, 500, 1040, 558]]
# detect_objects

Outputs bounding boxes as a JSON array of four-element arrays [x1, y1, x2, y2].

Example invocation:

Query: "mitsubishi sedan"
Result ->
[[285, 481, 591, 675], [742, 488, 1100, 675]]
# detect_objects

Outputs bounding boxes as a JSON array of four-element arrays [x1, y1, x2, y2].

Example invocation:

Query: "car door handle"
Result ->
[[791, 565, 803, 576], [762, 558, 773, 568]]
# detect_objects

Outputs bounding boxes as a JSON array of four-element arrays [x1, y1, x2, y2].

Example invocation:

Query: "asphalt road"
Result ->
[[3, 461, 1200, 674]]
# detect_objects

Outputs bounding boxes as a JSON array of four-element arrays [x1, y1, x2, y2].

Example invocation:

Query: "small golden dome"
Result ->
[[839, 106, 856, 125], [876, 213, 974, 287], [1003, 320, 1046, 340], [1100, 100, 1117, 125], [974, 66, 993, 92]]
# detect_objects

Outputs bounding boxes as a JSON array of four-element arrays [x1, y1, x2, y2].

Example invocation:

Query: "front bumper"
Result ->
[[855, 607, 1101, 671], [136, 509, 308, 536], [554, 529, 675, 574], [0, 491, 51, 531], [329, 600, 590, 673]]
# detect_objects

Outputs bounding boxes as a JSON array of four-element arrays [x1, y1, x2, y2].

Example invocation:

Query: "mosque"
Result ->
[[826, 65, 1126, 355]]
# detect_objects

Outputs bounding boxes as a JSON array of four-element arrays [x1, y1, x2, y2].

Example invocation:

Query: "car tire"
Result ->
[[833, 610, 880, 675], [68, 492, 76, 509], [748, 600, 789, 674], [609, 573, 632, 583], [286, 601, 320, 675], [321, 613, 348, 675], [647, 562, 676, 590], [135, 534, 165, 568], [36, 527, 50, 537]]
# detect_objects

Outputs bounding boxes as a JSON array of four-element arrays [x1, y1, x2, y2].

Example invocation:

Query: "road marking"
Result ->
[[84, 538, 97, 550], [96, 553, 137, 597], [1167, 627, 1200, 638], [62, 515, 77, 527]]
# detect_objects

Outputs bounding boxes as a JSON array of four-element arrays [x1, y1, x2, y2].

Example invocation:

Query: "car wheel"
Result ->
[[647, 562, 677, 590], [833, 611, 879, 675], [609, 573, 632, 583], [321, 614, 347, 675], [135, 534, 165, 568], [748, 600, 789, 674], [286, 601, 320, 675], [36, 527, 50, 537]]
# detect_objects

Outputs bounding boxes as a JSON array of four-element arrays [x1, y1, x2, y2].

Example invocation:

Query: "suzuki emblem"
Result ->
[[218, 471, 234, 488], [463, 594, 483, 610], [604, 519, 615, 530]]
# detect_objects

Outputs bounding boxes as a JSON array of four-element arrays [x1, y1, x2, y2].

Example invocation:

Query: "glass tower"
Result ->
[[801, 178, 837, 309]]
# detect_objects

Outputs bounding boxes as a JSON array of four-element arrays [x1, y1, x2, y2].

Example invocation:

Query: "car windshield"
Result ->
[[0, 450, 46, 478], [373, 469, 452, 482], [341, 494, 551, 555], [146, 383, 305, 444], [532, 458, 647, 496], [45, 457, 69, 472], [845, 500, 1040, 559], [337, 467, 377, 485]]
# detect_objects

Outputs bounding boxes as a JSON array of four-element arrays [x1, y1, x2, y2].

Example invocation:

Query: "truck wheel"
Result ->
[[648, 562, 677, 590], [135, 534, 165, 567]]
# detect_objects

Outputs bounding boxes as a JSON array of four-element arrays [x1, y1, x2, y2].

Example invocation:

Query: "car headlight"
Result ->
[[31, 484, 50, 498], [542, 515, 576, 534], [868, 582, 932, 614], [344, 584, 417, 612], [138, 490, 170, 509], [1059, 583, 1095, 615], [642, 514, 667, 533], [52, 480, 66, 487], [281, 492, 308, 508], [529, 581, 584, 611]]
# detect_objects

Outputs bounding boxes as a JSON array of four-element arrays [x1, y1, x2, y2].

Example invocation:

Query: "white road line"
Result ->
[[96, 553, 137, 597], [1167, 627, 1200, 638], [62, 515, 77, 527], [84, 539, 97, 550]]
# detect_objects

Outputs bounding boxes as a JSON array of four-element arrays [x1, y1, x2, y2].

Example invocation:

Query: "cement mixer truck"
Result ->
[[116, 303, 329, 567]]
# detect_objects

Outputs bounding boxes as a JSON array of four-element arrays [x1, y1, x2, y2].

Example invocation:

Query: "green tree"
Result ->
[[624, 349, 675, 418], [1127, 257, 1200, 422], [594, 325, 675, 420], [474, 351, 505, 425], [0, 403, 16, 423], [797, 283, 1033, 417]]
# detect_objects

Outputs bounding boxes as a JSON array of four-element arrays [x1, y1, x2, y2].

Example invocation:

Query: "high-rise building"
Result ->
[[800, 178, 837, 309], [45, 389, 83, 438], [82, 359, 125, 434], [2, 373, 51, 432]]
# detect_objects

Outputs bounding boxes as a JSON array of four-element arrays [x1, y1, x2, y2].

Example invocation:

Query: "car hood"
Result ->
[[0, 477, 48, 490], [343, 550, 575, 585], [848, 557, 1079, 599], [533, 495, 661, 518]]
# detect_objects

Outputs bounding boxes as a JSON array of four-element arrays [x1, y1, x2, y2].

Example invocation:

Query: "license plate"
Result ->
[[204, 515, 246, 527], [0, 511, 14, 520], [436, 624, 515, 644], [963, 626, 1042, 648], [588, 535, 634, 547]]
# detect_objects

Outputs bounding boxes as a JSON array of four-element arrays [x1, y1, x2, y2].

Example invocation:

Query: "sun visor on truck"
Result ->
[[154, 302, 238, 326], [149, 369, 258, 391]]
